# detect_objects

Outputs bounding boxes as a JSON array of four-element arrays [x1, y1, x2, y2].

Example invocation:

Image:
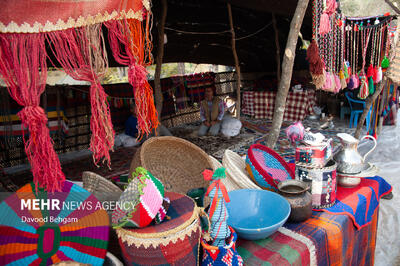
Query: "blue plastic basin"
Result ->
[[226, 189, 291, 240]]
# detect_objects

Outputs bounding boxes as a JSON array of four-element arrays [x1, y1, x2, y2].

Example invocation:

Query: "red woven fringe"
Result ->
[[19, 107, 65, 192], [46, 27, 115, 167], [0, 33, 65, 192], [106, 19, 159, 139], [89, 82, 115, 166]]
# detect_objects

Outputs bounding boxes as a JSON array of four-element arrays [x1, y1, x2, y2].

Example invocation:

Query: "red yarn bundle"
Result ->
[[0, 33, 65, 192], [105, 19, 159, 139], [46, 26, 115, 167], [307, 40, 326, 89], [307, 40, 325, 75]]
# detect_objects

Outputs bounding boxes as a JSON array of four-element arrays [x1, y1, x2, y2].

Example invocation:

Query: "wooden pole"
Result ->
[[227, 3, 241, 119], [272, 13, 281, 84], [266, 0, 310, 148], [154, 0, 168, 134]]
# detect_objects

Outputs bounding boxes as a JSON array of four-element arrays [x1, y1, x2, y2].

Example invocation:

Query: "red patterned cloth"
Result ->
[[0, 0, 146, 33], [242, 90, 316, 121], [317, 176, 392, 229]]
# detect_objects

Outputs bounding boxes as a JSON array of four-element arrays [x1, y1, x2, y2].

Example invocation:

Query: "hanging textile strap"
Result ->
[[105, 19, 159, 139], [0, 33, 65, 192], [46, 25, 114, 167]]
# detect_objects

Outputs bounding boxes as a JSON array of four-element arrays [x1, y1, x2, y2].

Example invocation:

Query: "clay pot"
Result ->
[[277, 180, 312, 223]]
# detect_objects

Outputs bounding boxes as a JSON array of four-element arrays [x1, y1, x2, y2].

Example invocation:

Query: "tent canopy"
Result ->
[[149, 0, 314, 72]]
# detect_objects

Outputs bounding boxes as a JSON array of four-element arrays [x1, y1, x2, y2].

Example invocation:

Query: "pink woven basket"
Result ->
[[246, 144, 295, 191]]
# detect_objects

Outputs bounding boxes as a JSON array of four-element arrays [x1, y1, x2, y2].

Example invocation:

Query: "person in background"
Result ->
[[198, 87, 225, 136], [125, 104, 138, 138]]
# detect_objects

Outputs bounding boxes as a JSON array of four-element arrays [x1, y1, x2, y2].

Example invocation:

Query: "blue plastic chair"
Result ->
[[345, 91, 371, 132]]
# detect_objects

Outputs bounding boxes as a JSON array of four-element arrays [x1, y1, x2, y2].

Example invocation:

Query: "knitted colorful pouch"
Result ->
[[112, 167, 164, 228]]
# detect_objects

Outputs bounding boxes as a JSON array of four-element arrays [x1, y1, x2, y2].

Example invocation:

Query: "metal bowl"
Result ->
[[337, 174, 361, 187]]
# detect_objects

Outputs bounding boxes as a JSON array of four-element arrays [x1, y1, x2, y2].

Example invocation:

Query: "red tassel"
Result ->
[[366, 65, 374, 78], [307, 40, 325, 75], [319, 13, 331, 35], [373, 66, 378, 83]]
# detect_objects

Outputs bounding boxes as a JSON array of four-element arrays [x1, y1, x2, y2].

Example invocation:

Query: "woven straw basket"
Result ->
[[222, 150, 261, 190], [82, 171, 122, 213], [82, 171, 123, 194], [209, 155, 240, 191], [129, 136, 213, 194]]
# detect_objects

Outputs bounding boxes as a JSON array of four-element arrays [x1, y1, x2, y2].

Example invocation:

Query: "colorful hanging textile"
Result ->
[[0, 0, 153, 191], [0, 33, 65, 192], [47, 25, 115, 167], [0, 0, 148, 33], [105, 18, 159, 140]]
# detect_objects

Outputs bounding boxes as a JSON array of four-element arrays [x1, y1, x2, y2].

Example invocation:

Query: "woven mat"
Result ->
[[1, 146, 138, 191]]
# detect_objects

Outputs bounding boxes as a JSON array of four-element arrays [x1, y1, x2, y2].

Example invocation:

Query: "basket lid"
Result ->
[[122, 192, 196, 235]]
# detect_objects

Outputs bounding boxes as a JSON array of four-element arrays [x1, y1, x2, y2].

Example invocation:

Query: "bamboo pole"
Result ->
[[266, 0, 310, 148], [154, 0, 168, 134], [272, 13, 281, 84], [227, 3, 241, 119]]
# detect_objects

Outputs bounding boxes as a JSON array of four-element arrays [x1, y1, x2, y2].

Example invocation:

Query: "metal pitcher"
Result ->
[[333, 133, 377, 174]]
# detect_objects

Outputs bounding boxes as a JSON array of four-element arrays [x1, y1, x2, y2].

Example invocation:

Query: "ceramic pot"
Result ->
[[277, 180, 312, 222]]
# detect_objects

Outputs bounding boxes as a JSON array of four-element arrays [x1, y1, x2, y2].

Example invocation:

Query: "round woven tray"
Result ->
[[82, 171, 122, 194], [222, 150, 260, 190], [129, 136, 213, 195]]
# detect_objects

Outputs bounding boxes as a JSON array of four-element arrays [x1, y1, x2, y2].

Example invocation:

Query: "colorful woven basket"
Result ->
[[112, 167, 164, 228], [246, 144, 295, 191], [295, 160, 337, 209], [116, 192, 203, 266], [0, 181, 109, 265], [201, 226, 243, 266]]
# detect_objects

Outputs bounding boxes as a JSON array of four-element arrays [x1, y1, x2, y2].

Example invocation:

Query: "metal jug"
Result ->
[[333, 133, 377, 174]]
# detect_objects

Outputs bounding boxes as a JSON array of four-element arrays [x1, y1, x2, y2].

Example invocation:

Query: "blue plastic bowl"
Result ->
[[226, 189, 291, 240]]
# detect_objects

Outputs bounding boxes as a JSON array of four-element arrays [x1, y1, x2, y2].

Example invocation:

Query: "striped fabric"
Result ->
[[238, 209, 379, 266]]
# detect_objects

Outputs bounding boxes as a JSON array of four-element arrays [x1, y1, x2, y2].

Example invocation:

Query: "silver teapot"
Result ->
[[333, 133, 377, 174]]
